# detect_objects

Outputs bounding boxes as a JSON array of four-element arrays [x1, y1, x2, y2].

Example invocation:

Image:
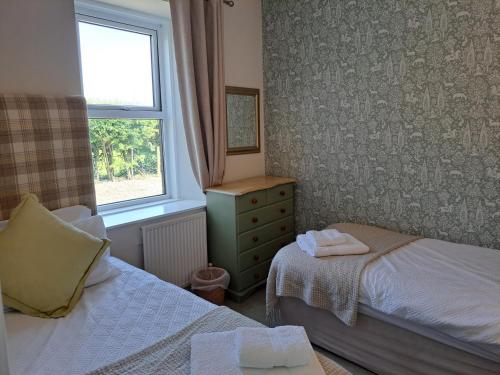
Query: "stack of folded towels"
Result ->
[[297, 229, 369, 257], [191, 325, 326, 374]]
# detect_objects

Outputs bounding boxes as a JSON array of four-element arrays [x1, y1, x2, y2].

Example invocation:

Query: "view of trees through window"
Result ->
[[89, 119, 164, 205]]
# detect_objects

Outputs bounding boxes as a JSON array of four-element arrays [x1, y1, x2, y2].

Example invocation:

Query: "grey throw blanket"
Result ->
[[266, 223, 421, 326], [87, 306, 350, 375]]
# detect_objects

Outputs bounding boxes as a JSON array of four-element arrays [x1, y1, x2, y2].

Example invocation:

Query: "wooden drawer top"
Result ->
[[205, 176, 296, 196]]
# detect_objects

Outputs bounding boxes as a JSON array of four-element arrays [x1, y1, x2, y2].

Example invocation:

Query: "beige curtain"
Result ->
[[170, 0, 226, 189]]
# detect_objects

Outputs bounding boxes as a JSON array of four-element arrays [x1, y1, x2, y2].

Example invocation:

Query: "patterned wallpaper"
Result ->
[[263, 0, 500, 249], [227, 94, 258, 148]]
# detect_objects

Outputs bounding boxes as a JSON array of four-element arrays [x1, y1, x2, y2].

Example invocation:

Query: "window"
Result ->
[[76, 8, 169, 208], [78, 21, 157, 108], [88, 119, 164, 206]]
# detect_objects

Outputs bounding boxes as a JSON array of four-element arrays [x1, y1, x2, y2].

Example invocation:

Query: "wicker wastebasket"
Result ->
[[191, 265, 230, 305]]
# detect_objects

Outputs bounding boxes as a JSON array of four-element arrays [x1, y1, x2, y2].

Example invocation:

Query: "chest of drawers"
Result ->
[[206, 176, 296, 301]]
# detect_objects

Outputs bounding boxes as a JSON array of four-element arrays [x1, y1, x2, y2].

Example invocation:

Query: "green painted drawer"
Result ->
[[267, 183, 294, 204], [236, 190, 267, 213], [237, 199, 293, 233], [238, 215, 294, 252], [239, 233, 294, 271], [238, 260, 272, 291], [266, 199, 293, 222]]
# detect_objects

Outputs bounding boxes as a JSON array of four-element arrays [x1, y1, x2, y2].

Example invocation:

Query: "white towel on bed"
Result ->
[[297, 233, 369, 257], [190, 331, 325, 375], [306, 230, 347, 247], [235, 326, 311, 368]]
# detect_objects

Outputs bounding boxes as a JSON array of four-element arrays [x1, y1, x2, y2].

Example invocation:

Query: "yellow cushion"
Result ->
[[0, 194, 110, 318]]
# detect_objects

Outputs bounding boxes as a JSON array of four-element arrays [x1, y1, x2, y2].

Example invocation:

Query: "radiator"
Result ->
[[141, 211, 207, 287]]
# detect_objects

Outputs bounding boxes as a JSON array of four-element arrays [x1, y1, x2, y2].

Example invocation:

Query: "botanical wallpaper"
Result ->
[[263, 0, 500, 249], [227, 94, 258, 148]]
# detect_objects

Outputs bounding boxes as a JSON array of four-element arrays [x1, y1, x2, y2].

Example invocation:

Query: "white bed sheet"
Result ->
[[360, 238, 500, 351], [5, 257, 216, 375]]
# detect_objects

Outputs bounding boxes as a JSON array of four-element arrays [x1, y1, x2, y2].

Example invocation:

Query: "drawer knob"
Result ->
[[254, 273, 260, 280], [251, 198, 258, 204], [280, 208, 286, 214], [279, 190, 286, 196], [253, 255, 260, 261], [252, 236, 259, 242], [280, 225, 286, 231], [252, 217, 259, 223]]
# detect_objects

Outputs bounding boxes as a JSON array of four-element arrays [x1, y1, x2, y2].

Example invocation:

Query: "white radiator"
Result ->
[[141, 211, 207, 287]]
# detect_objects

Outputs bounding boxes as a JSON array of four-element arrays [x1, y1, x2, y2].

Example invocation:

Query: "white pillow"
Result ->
[[0, 204, 91, 230], [72, 215, 110, 257], [72, 215, 121, 287], [51, 205, 91, 222]]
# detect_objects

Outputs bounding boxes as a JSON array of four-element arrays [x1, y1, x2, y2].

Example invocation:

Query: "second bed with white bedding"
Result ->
[[269, 226, 500, 365], [359, 238, 500, 357], [5, 257, 215, 375], [269, 227, 500, 374]]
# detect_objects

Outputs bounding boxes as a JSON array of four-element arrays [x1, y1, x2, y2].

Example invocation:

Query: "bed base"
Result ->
[[278, 297, 500, 375]]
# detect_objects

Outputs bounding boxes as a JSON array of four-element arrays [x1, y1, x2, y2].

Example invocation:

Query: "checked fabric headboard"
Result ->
[[0, 95, 96, 220]]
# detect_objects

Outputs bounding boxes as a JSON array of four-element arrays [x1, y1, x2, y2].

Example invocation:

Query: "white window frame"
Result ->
[[75, 1, 178, 211]]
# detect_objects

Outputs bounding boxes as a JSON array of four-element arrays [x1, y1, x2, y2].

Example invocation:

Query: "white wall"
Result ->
[[222, 0, 265, 182], [0, 0, 81, 95]]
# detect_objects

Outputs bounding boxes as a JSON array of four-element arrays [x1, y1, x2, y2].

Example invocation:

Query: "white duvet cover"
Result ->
[[5, 257, 215, 375], [360, 238, 500, 351]]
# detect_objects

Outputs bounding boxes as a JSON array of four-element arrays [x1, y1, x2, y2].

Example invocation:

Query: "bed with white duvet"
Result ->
[[5, 256, 215, 375], [271, 225, 500, 375], [6, 257, 348, 375], [3, 203, 349, 375], [0, 204, 213, 374], [360, 238, 500, 357]]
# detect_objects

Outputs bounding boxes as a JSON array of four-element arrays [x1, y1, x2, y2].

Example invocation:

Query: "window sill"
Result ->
[[101, 199, 206, 229]]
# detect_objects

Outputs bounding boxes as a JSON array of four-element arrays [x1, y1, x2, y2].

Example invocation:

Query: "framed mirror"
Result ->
[[225, 86, 260, 155]]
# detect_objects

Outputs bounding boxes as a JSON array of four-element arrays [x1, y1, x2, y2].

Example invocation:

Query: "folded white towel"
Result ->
[[235, 326, 311, 368], [297, 233, 369, 257], [191, 331, 325, 375], [306, 229, 347, 247]]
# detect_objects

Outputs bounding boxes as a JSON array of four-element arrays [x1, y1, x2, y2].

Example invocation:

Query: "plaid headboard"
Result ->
[[0, 95, 96, 220]]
